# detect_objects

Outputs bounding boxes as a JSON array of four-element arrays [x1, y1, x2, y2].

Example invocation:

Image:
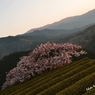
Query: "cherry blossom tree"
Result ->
[[2, 42, 87, 90]]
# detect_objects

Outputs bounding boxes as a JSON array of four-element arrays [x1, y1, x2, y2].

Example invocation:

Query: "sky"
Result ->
[[0, 0, 95, 38]]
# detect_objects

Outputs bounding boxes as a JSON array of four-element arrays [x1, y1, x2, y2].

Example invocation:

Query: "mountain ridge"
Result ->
[[0, 9, 95, 59], [0, 23, 95, 59], [26, 9, 95, 33]]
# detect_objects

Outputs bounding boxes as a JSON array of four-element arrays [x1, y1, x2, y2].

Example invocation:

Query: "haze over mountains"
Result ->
[[26, 9, 95, 33], [0, 9, 95, 59], [57, 24, 95, 50]]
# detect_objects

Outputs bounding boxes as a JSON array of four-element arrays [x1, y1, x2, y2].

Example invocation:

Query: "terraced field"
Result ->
[[0, 57, 95, 95]]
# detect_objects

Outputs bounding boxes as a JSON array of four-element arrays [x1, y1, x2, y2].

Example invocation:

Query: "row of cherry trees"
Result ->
[[2, 42, 87, 90]]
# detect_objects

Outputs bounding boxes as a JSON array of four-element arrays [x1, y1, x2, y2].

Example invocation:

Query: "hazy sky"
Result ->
[[0, 0, 95, 37]]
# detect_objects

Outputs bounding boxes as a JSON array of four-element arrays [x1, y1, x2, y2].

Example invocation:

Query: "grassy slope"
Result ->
[[0, 57, 95, 95]]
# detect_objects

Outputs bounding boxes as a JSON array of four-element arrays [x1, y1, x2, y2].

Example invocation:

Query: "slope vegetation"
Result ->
[[57, 24, 95, 52], [0, 57, 95, 95], [0, 23, 95, 59], [1, 9, 95, 59], [0, 35, 48, 59], [0, 50, 31, 89]]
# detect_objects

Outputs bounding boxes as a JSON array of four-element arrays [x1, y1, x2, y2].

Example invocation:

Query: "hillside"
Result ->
[[0, 21, 95, 61], [85, 35, 95, 51], [0, 57, 95, 95], [0, 35, 48, 59], [24, 25, 91, 37], [0, 23, 95, 60], [0, 42, 95, 90], [0, 27, 83, 59], [57, 24, 95, 52], [26, 9, 95, 33], [23, 29, 73, 37], [0, 41, 95, 89], [0, 24, 95, 60], [0, 9, 95, 60], [0, 50, 31, 89], [0, 29, 74, 59]]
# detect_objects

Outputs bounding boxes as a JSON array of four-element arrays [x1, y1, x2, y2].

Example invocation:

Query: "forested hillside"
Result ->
[[0, 50, 31, 89], [0, 24, 95, 59], [0, 40, 95, 90], [0, 35, 48, 59], [57, 24, 95, 52]]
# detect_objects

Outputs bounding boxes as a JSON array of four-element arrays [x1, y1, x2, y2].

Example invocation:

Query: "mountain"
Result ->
[[57, 24, 95, 52], [24, 29, 72, 37], [0, 9, 95, 59], [85, 35, 95, 51], [23, 24, 91, 37], [0, 23, 95, 60], [0, 24, 95, 59], [0, 35, 49, 59], [26, 9, 95, 33], [0, 57, 95, 95], [0, 28, 78, 59]]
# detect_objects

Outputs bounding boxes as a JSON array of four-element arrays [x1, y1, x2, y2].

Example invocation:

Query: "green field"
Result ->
[[0, 57, 95, 95]]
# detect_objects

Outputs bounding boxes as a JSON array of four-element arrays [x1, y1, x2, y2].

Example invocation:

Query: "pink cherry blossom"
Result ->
[[2, 42, 87, 90]]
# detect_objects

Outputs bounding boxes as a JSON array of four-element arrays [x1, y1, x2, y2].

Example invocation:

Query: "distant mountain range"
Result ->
[[0, 35, 49, 59], [23, 24, 91, 37], [0, 9, 95, 59], [56, 24, 95, 52], [26, 9, 95, 33], [0, 23, 95, 59]]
